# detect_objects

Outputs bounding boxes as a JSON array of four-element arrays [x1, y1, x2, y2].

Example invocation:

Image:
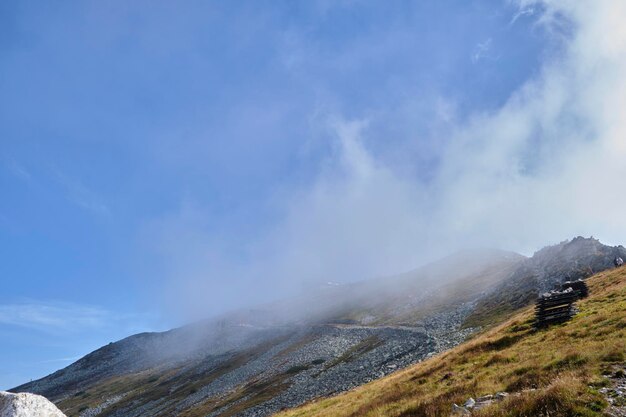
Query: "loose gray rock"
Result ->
[[495, 391, 509, 401], [451, 403, 470, 415]]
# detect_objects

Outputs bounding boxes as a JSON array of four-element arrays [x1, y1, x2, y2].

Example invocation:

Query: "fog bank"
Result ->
[[144, 0, 626, 320]]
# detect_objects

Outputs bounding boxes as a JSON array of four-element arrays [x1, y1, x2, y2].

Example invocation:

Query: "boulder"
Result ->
[[474, 400, 493, 410], [0, 391, 66, 417]]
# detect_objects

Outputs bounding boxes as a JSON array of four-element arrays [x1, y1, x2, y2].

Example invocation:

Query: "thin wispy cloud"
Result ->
[[3, 158, 110, 215], [5, 159, 32, 182], [510, 6, 536, 26], [471, 38, 499, 63], [52, 169, 111, 216], [0, 301, 115, 333], [36, 356, 81, 365]]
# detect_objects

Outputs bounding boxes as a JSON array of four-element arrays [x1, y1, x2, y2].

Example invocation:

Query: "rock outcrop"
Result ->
[[0, 391, 66, 417], [465, 237, 626, 327]]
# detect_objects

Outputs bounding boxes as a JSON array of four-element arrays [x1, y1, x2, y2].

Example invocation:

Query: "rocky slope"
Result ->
[[13, 249, 520, 417], [465, 236, 626, 327], [278, 264, 626, 417], [11, 237, 623, 417], [0, 391, 66, 417]]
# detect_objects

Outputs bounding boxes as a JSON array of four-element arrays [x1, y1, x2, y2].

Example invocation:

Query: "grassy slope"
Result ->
[[278, 267, 626, 417]]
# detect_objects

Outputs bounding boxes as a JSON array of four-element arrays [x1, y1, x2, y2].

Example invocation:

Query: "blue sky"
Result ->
[[4, 0, 626, 390]]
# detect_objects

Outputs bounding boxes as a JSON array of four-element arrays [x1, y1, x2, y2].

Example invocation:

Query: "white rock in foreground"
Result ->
[[0, 391, 66, 417]]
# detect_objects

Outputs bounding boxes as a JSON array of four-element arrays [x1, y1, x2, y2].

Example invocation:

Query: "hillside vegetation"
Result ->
[[278, 267, 626, 417]]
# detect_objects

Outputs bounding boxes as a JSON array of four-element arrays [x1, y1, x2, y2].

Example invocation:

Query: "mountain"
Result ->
[[12, 249, 521, 417], [11, 237, 623, 416], [277, 263, 626, 417]]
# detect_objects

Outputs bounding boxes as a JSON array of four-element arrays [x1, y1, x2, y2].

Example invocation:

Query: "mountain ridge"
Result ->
[[464, 236, 626, 328], [12, 237, 624, 417]]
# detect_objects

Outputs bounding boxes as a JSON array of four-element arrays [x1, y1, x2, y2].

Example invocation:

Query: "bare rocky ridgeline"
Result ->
[[465, 236, 626, 327], [12, 237, 625, 417], [0, 391, 66, 417]]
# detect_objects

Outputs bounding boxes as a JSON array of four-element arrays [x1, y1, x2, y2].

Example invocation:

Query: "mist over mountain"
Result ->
[[12, 237, 623, 417]]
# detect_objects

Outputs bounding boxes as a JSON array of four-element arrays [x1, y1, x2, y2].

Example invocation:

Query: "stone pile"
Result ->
[[534, 288, 579, 328]]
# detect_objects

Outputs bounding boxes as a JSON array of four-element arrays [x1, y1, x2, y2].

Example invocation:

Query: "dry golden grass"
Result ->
[[277, 267, 626, 417]]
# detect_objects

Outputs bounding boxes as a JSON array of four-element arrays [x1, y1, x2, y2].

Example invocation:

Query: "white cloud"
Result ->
[[471, 38, 495, 63], [146, 0, 626, 318]]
